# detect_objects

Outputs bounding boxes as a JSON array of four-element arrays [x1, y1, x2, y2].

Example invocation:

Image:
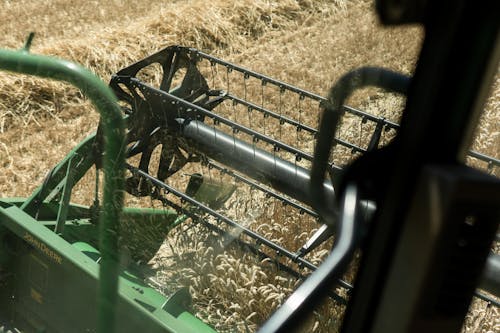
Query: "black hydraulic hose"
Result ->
[[310, 67, 410, 224]]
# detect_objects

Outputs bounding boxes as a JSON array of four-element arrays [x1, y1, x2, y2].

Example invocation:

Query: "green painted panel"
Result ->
[[0, 205, 217, 333]]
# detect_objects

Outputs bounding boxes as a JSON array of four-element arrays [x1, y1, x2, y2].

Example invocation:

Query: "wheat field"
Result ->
[[0, 0, 498, 332]]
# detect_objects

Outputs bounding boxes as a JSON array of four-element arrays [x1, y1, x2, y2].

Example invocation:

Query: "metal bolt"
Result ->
[[464, 215, 476, 226]]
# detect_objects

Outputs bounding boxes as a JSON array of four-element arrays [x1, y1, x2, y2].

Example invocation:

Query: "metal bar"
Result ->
[[118, 49, 498, 176], [151, 191, 348, 305], [126, 164, 354, 292], [474, 291, 500, 308], [20, 135, 95, 215], [130, 79, 317, 164], [120, 45, 497, 173], [468, 150, 500, 167], [258, 183, 361, 333], [195, 48, 401, 129], [0, 47, 125, 333], [226, 93, 318, 135], [196, 218, 349, 305], [226, 93, 367, 154], [55, 156, 75, 234], [257, 68, 409, 333], [341, 105, 399, 130], [180, 119, 337, 213], [196, 46, 496, 168], [205, 160, 319, 218]]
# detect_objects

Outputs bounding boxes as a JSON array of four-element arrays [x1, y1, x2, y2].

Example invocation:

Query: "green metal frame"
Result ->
[[0, 38, 216, 332], [0, 40, 125, 332]]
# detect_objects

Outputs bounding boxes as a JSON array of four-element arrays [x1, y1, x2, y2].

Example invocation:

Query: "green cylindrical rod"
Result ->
[[0, 44, 125, 333]]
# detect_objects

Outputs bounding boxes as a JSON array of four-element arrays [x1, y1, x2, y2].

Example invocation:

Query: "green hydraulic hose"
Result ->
[[0, 36, 125, 333]]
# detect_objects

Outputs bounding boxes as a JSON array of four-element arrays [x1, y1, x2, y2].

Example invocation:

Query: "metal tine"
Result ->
[[125, 160, 354, 294], [249, 174, 255, 210], [225, 95, 316, 137], [198, 60, 327, 160], [278, 86, 284, 140], [244, 73, 249, 101], [226, 66, 231, 94], [93, 166, 100, 209], [208, 159, 213, 182], [273, 143, 277, 177], [194, 49, 404, 148], [261, 79, 267, 136], [358, 116, 365, 149], [210, 60, 216, 89], [296, 94, 302, 145]]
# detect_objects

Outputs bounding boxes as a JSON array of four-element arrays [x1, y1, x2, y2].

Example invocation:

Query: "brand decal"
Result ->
[[23, 233, 63, 264]]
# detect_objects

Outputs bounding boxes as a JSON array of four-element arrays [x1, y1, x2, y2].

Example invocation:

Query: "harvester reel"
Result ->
[[105, 47, 216, 198], [104, 46, 500, 303]]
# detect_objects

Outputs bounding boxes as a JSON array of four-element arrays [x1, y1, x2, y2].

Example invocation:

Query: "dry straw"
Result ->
[[0, 0, 498, 332], [0, 0, 346, 130]]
